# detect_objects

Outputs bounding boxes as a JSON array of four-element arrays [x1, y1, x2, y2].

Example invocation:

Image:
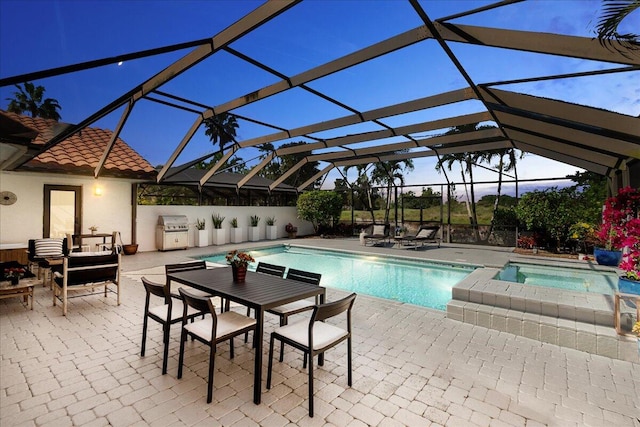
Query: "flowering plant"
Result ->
[[89, 225, 98, 232], [285, 223, 297, 233], [598, 187, 640, 279], [4, 267, 25, 279], [225, 250, 255, 268], [632, 321, 640, 337]]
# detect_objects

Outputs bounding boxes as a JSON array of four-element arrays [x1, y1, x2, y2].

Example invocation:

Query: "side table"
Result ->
[[0, 277, 41, 310], [614, 291, 640, 335]]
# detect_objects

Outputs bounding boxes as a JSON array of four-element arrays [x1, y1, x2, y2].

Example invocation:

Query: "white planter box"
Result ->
[[266, 225, 278, 240], [231, 228, 243, 244], [212, 228, 226, 245], [195, 229, 208, 247], [249, 227, 260, 242]]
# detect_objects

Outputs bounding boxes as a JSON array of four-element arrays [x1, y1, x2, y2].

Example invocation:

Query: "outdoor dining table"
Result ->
[[167, 267, 326, 404]]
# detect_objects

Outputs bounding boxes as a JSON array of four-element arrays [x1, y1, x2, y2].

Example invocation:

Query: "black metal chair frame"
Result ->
[[177, 288, 256, 403], [140, 277, 204, 375], [266, 292, 356, 417]]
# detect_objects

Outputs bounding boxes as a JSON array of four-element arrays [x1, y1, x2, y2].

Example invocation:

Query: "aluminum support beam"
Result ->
[[238, 88, 475, 149], [94, 99, 134, 178], [435, 22, 640, 66], [157, 115, 204, 182]]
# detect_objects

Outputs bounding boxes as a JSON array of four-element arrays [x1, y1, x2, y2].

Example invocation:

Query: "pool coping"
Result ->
[[447, 264, 639, 363]]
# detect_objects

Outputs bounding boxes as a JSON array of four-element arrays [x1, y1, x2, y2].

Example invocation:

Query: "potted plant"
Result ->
[[249, 215, 260, 242], [596, 187, 639, 267], [285, 222, 297, 239], [230, 217, 242, 243], [89, 225, 98, 235], [226, 249, 255, 283], [265, 216, 278, 240], [195, 218, 208, 247], [211, 213, 226, 245]]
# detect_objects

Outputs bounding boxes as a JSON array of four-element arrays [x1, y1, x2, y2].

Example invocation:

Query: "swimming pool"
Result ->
[[496, 262, 619, 294], [199, 245, 476, 310]]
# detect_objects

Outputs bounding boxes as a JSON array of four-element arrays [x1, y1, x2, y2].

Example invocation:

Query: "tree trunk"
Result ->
[[486, 154, 505, 242], [467, 160, 480, 242]]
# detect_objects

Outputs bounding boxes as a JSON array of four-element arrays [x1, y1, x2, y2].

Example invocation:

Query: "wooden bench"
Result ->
[[53, 252, 121, 316]]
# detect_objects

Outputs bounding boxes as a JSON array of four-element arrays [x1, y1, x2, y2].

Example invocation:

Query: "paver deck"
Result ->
[[1, 238, 639, 426]]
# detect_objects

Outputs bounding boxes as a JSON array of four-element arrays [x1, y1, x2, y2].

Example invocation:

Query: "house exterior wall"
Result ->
[[0, 170, 134, 248], [136, 205, 312, 252], [0, 169, 314, 254]]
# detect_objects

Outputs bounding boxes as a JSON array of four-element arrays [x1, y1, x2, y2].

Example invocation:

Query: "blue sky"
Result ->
[[1, 0, 638, 195]]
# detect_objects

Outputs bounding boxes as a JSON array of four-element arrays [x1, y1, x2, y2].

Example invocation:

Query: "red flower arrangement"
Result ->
[[598, 186, 640, 280], [4, 267, 25, 278], [225, 249, 255, 268]]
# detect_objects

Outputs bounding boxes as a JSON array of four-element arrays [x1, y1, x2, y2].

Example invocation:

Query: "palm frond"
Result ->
[[595, 0, 640, 56]]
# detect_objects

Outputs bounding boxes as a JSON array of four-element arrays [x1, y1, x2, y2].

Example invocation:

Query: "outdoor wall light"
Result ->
[[94, 185, 103, 196]]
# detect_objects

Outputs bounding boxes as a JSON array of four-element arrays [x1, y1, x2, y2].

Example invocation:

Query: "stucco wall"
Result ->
[[136, 205, 312, 252], [0, 170, 312, 253], [0, 171, 134, 248]]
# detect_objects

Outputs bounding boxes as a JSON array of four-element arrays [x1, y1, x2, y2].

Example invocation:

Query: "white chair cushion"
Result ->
[[372, 225, 385, 235], [174, 286, 212, 298], [276, 320, 348, 350], [185, 311, 256, 342], [416, 228, 436, 239], [35, 238, 64, 257], [269, 299, 314, 315], [149, 301, 200, 322]]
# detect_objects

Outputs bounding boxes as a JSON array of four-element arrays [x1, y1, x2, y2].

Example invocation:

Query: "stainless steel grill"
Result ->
[[156, 215, 189, 251]]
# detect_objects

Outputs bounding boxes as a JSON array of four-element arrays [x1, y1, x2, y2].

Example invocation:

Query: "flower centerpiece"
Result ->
[[4, 267, 25, 285], [89, 225, 98, 235], [225, 249, 255, 283]]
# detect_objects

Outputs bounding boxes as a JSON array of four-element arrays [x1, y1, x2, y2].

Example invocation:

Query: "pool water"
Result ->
[[199, 245, 475, 310], [496, 262, 619, 294]]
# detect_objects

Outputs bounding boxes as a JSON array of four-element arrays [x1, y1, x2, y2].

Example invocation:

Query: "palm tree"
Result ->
[[479, 148, 523, 241], [344, 164, 376, 222], [435, 123, 489, 241], [595, 0, 639, 55], [370, 157, 414, 224], [6, 82, 61, 120], [203, 112, 239, 151]]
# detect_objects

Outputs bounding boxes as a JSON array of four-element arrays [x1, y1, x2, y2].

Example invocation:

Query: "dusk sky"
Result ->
[[1, 0, 638, 195]]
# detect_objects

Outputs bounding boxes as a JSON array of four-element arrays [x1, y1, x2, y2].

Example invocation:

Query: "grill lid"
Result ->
[[157, 215, 189, 230]]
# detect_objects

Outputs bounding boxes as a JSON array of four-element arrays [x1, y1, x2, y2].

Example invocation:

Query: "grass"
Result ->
[[340, 204, 497, 225]]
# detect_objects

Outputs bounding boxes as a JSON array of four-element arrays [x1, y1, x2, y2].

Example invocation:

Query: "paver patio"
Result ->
[[1, 239, 639, 426]]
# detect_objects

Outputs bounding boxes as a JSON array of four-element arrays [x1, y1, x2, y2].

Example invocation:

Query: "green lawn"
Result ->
[[340, 204, 497, 225]]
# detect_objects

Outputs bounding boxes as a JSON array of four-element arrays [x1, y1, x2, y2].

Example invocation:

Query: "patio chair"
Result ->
[[140, 277, 205, 375], [362, 224, 391, 246], [27, 237, 70, 285], [244, 262, 286, 343], [267, 268, 322, 363], [266, 292, 357, 417], [52, 252, 120, 316], [165, 261, 218, 303], [177, 288, 256, 403], [398, 225, 441, 249]]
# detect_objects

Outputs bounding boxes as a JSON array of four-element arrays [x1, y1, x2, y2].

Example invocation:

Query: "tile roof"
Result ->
[[2, 111, 156, 179]]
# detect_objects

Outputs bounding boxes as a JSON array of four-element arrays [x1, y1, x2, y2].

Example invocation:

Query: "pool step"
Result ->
[[447, 268, 639, 363]]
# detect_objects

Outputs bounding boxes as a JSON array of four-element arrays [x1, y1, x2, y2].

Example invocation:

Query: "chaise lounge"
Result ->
[[395, 225, 441, 249], [362, 224, 391, 246]]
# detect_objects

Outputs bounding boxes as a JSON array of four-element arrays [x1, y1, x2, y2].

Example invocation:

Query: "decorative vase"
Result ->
[[618, 276, 640, 295], [594, 248, 622, 266], [10, 276, 19, 285], [232, 265, 247, 283], [249, 226, 260, 242]]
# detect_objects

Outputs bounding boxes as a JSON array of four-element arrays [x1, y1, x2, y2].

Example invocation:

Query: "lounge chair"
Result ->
[[396, 225, 441, 249], [362, 224, 391, 246]]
